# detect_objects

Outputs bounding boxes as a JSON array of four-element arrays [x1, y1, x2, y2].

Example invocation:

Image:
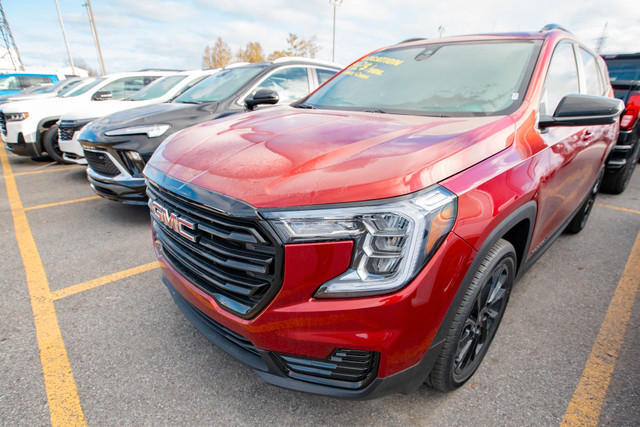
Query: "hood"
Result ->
[[0, 96, 74, 113], [61, 99, 162, 122], [88, 102, 218, 132], [147, 107, 516, 208]]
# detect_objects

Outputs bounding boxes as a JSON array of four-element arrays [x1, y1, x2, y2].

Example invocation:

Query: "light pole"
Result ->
[[83, 0, 105, 75], [54, 0, 75, 75], [330, 0, 343, 62]]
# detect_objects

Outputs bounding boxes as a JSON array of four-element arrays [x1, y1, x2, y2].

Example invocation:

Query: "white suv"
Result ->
[[58, 69, 218, 164], [1, 71, 169, 160]]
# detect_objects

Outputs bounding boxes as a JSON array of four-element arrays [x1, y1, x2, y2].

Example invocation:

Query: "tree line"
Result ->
[[202, 33, 320, 68]]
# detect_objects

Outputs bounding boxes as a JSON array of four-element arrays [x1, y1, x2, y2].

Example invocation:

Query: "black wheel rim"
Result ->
[[50, 133, 63, 157], [453, 262, 510, 382]]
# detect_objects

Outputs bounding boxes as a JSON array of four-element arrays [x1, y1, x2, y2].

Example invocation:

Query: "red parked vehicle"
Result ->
[[144, 26, 623, 398]]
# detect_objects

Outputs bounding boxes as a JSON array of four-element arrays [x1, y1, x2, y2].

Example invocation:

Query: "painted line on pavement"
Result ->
[[24, 196, 101, 211], [596, 203, 640, 216], [13, 165, 86, 176], [561, 231, 640, 426], [0, 146, 87, 426], [52, 261, 161, 301]]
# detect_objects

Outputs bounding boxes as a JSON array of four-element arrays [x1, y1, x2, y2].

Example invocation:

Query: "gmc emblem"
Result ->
[[151, 201, 197, 242]]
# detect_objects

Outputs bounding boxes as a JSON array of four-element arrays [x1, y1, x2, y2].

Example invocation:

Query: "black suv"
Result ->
[[78, 58, 341, 204], [601, 53, 640, 193]]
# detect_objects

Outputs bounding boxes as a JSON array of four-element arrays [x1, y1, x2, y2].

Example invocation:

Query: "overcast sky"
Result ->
[[4, 0, 640, 74]]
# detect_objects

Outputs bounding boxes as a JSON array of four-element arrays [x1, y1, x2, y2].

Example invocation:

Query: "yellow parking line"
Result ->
[[0, 148, 87, 426], [24, 196, 101, 212], [561, 232, 640, 427], [13, 165, 86, 176], [52, 261, 161, 301], [596, 203, 640, 216]]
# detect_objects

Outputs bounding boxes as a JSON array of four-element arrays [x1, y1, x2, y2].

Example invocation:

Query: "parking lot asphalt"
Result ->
[[1, 148, 638, 426]]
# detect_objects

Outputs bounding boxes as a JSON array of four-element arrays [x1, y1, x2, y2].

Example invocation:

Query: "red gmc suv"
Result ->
[[143, 26, 623, 398]]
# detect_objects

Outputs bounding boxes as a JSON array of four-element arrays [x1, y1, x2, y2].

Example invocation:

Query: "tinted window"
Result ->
[[304, 41, 539, 116], [174, 67, 264, 104], [19, 76, 53, 88], [253, 67, 310, 103], [0, 76, 20, 90], [63, 78, 104, 97], [317, 68, 337, 84], [579, 47, 604, 96], [604, 58, 640, 81], [100, 76, 160, 99], [129, 75, 186, 100], [539, 43, 579, 116]]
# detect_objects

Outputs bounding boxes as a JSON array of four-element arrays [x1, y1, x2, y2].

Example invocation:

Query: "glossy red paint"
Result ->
[[158, 232, 475, 377], [146, 30, 621, 394]]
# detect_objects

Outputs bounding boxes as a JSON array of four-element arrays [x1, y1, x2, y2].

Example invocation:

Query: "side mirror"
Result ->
[[92, 90, 113, 101], [245, 89, 279, 111], [539, 94, 624, 128]]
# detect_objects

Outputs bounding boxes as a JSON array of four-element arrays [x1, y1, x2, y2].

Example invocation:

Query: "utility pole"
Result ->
[[54, 0, 75, 75], [83, 0, 106, 75], [438, 26, 446, 38], [0, 0, 24, 70], [329, 0, 343, 62]]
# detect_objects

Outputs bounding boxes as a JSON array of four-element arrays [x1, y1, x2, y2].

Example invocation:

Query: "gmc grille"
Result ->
[[147, 181, 283, 319], [58, 121, 87, 141], [0, 112, 6, 135]]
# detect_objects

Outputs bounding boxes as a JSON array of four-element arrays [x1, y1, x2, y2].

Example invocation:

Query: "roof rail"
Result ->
[[540, 24, 572, 34], [398, 37, 428, 44], [272, 56, 342, 68]]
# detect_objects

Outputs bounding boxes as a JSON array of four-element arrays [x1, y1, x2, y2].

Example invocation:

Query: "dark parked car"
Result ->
[[143, 27, 623, 398], [77, 58, 341, 204], [601, 53, 640, 193]]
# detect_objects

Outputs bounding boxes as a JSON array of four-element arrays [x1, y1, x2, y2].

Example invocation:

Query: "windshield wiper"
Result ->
[[296, 103, 316, 109], [176, 100, 202, 104], [364, 109, 388, 114]]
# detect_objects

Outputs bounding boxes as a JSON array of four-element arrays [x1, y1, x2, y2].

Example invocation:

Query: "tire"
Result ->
[[565, 169, 603, 234], [429, 239, 516, 392], [43, 126, 71, 164], [600, 143, 640, 194]]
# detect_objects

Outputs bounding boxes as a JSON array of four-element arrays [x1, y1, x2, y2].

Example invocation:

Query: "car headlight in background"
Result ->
[[105, 124, 171, 138], [263, 185, 457, 297], [5, 112, 29, 121]]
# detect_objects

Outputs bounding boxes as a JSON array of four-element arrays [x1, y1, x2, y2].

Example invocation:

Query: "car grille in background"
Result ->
[[147, 181, 283, 319], [275, 349, 379, 390], [58, 120, 87, 141], [0, 112, 6, 135], [84, 149, 121, 177]]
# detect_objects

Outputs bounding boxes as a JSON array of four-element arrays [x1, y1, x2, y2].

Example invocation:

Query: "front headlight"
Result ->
[[5, 112, 29, 121], [263, 186, 457, 297], [104, 124, 170, 138]]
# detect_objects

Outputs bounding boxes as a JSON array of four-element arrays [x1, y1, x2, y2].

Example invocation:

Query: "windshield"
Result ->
[[129, 75, 187, 100], [604, 58, 640, 81], [303, 40, 541, 116], [174, 67, 264, 104], [57, 79, 85, 96], [62, 78, 104, 97]]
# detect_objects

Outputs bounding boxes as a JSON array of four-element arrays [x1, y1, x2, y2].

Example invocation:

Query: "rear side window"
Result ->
[[253, 67, 310, 104], [579, 47, 604, 96], [19, 76, 53, 88], [317, 68, 337, 85], [539, 42, 579, 116]]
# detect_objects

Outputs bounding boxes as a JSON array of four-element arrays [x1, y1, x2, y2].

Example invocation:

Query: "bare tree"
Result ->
[[202, 37, 232, 68]]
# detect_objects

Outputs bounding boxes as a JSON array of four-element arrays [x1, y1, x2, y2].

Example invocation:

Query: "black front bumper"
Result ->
[[163, 276, 442, 399], [5, 140, 41, 157], [87, 168, 147, 205]]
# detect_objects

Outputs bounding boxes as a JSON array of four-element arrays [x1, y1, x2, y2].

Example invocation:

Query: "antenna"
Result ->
[[0, 0, 24, 71]]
